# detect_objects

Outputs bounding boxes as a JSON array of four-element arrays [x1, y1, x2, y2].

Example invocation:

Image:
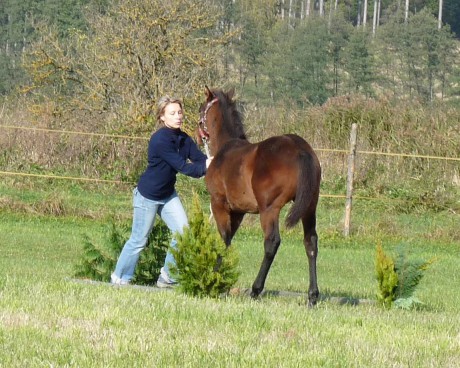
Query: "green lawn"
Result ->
[[1, 182, 459, 367]]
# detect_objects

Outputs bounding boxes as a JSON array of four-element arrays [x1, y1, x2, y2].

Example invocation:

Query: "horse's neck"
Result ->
[[211, 134, 230, 156], [211, 127, 239, 156]]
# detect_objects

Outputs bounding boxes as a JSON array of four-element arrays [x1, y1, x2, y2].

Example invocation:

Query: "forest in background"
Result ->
[[0, 0, 459, 210], [1, 0, 459, 104]]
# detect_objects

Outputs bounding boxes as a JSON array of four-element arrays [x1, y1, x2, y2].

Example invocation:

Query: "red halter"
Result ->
[[198, 97, 218, 158], [198, 97, 219, 141]]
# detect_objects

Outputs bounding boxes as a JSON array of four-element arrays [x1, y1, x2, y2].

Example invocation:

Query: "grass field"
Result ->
[[1, 180, 459, 367]]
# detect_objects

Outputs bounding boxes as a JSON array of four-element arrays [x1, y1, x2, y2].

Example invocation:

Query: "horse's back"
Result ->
[[206, 134, 319, 214], [252, 134, 318, 207], [256, 135, 318, 175]]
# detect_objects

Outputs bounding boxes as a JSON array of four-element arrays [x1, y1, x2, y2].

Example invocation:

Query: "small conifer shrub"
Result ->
[[375, 243, 434, 309], [170, 193, 240, 298], [375, 242, 398, 308], [75, 218, 170, 285]]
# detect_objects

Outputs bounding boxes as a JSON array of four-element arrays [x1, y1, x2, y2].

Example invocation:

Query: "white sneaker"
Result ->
[[156, 268, 177, 288], [110, 273, 130, 285]]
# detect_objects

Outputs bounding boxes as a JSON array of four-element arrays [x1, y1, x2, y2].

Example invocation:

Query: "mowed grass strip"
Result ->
[[1, 209, 459, 367]]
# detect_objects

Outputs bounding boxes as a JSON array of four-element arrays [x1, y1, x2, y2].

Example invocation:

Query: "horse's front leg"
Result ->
[[210, 200, 244, 271], [251, 211, 281, 298], [303, 214, 319, 307], [211, 197, 245, 245], [210, 199, 233, 246]]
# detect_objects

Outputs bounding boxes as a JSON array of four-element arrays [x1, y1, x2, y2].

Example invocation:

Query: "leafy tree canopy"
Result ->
[[23, 0, 234, 134]]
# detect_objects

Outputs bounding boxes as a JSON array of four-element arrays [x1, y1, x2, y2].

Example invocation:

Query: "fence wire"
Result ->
[[1, 124, 459, 204]]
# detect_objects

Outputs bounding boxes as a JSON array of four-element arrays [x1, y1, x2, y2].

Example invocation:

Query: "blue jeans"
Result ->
[[113, 187, 188, 283]]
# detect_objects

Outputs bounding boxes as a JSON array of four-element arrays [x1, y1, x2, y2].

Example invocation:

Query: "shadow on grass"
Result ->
[[319, 290, 375, 306], [70, 278, 383, 307], [230, 287, 376, 306], [70, 279, 439, 311]]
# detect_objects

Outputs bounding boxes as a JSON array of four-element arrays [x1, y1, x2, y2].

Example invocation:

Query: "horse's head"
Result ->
[[197, 86, 242, 157], [197, 86, 217, 143]]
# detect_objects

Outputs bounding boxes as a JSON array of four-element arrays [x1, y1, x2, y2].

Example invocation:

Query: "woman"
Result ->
[[111, 96, 212, 287]]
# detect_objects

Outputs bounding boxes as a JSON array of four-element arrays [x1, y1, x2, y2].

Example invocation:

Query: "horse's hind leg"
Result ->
[[302, 213, 319, 307], [251, 210, 281, 298]]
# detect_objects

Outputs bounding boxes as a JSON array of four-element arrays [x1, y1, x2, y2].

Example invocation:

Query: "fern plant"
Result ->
[[393, 245, 434, 309], [170, 193, 240, 298], [75, 217, 170, 285]]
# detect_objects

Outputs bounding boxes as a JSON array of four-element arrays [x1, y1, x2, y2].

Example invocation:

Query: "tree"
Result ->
[[404, 9, 456, 101], [319, 0, 325, 16], [378, 8, 457, 101], [372, 0, 378, 35], [405, 0, 409, 22], [363, 0, 369, 28], [329, 11, 353, 96], [23, 0, 234, 134], [443, 0, 460, 37], [343, 29, 374, 96], [264, 17, 332, 105], [438, 0, 443, 29], [0, 0, 102, 95], [236, 14, 267, 90]]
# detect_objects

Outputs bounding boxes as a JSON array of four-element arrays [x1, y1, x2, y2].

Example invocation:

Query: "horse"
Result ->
[[197, 87, 322, 306]]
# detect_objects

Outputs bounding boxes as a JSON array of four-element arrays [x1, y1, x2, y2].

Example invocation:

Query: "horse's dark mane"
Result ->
[[212, 89, 247, 140]]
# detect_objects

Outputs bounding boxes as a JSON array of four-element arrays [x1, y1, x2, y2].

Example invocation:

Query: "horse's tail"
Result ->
[[286, 149, 321, 228]]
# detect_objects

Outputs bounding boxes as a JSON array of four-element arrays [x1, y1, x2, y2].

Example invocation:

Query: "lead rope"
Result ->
[[203, 137, 211, 159], [197, 126, 211, 158]]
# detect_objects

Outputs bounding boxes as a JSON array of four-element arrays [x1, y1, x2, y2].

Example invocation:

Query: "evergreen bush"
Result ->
[[375, 242, 398, 308], [375, 243, 434, 309], [74, 218, 170, 285], [170, 193, 240, 298]]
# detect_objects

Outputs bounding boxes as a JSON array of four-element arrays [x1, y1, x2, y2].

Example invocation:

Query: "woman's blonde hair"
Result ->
[[156, 96, 183, 125]]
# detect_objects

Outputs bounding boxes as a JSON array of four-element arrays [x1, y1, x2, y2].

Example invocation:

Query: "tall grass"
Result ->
[[245, 96, 460, 202], [1, 95, 459, 204]]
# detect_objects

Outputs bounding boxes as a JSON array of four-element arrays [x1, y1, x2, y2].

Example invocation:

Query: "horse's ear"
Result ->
[[205, 86, 213, 101], [226, 87, 235, 100]]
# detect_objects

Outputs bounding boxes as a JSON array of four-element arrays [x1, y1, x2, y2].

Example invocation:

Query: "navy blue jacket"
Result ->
[[137, 127, 207, 200]]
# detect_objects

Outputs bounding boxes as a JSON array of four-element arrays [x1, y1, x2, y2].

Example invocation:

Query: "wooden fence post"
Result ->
[[344, 123, 358, 237]]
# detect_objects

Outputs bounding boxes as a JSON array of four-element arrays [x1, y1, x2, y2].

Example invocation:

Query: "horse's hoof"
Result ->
[[308, 291, 319, 307], [250, 289, 262, 299]]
